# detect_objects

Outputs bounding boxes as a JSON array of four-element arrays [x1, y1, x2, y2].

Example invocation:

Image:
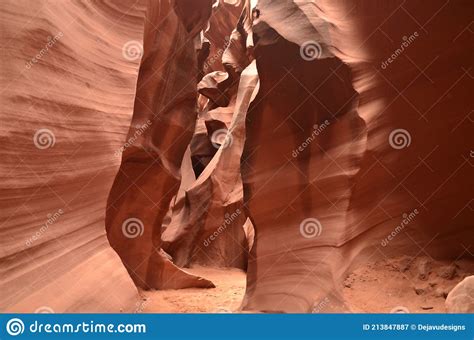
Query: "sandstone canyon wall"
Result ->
[[105, 0, 216, 290], [240, 0, 473, 312], [0, 0, 146, 312], [0, 0, 216, 312], [1, 0, 472, 314], [161, 1, 255, 270]]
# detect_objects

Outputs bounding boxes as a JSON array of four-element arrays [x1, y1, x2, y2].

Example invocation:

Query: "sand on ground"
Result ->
[[137, 257, 472, 313], [138, 266, 246, 313]]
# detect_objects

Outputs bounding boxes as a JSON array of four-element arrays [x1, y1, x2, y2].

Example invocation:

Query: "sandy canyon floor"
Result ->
[[139, 267, 247, 313], [138, 257, 473, 313]]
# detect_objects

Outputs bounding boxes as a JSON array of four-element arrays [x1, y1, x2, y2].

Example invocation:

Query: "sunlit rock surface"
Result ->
[[0, 0, 145, 312]]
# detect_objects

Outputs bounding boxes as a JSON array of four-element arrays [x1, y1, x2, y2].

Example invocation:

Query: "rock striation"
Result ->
[[105, 0, 215, 290], [240, 0, 474, 312], [0, 0, 147, 312], [1, 0, 472, 313], [161, 1, 255, 270]]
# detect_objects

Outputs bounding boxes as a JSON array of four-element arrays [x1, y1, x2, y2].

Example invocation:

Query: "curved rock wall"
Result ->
[[161, 5, 254, 269], [1, 0, 472, 314], [162, 63, 259, 270], [0, 0, 145, 312], [241, 0, 474, 312], [105, 0, 215, 290]]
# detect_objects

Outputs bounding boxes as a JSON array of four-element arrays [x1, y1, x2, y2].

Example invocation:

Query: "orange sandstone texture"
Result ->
[[105, 0, 215, 290], [240, 0, 473, 312], [1, 0, 472, 314], [0, 0, 146, 312], [162, 2, 255, 270]]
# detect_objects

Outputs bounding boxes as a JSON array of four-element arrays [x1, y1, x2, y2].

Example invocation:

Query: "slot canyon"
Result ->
[[1, 0, 473, 314]]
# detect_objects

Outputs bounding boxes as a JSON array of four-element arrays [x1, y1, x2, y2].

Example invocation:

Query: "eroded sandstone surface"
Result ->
[[105, 0, 215, 290], [240, 0, 473, 312], [1, 0, 472, 313], [1, 0, 146, 312]]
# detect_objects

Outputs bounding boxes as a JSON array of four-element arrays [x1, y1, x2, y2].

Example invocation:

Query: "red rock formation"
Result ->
[[240, 0, 473, 312], [162, 63, 259, 269], [161, 4, 255, 269], [1, 0, 472, 314], [105, 0, 215, 290], [202, 0, 244, 74], [0, 0, 145, 312]]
